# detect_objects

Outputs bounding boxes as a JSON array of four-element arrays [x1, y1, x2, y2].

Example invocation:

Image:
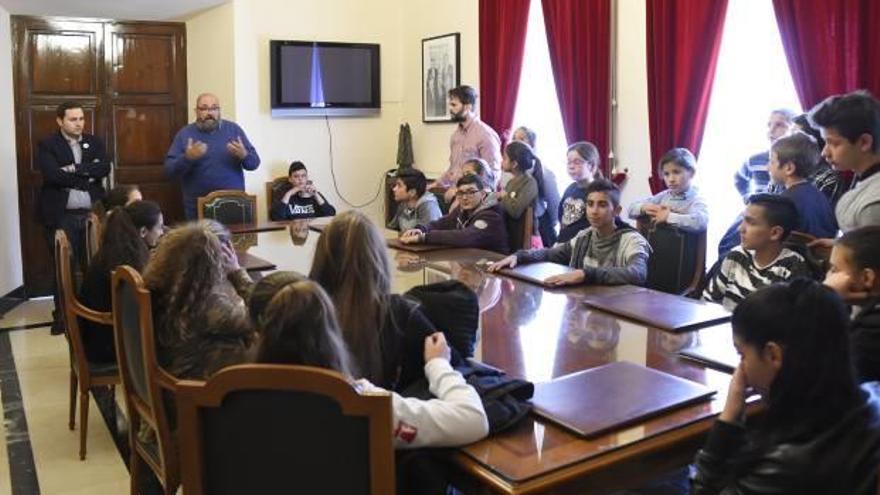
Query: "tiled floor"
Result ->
[[0, 299, 131, 495]]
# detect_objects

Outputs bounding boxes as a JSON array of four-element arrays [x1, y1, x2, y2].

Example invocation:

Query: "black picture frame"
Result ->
[[422, 33, 460, 123]]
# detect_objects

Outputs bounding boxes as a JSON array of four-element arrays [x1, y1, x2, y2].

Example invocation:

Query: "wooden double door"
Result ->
[[13, 16, 188, 296]]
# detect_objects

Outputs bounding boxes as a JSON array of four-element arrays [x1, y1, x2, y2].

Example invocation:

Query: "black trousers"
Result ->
[[45, 209, 90, 326]]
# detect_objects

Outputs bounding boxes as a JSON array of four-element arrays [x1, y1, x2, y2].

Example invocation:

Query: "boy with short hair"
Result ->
[[703, 194, 810, 310], [489, 179, 650, 287], [400, 174, 509, 254], [270, 161, 336, 220], [388, 169, 442, 232], [809, 90, 880, 233], [824, 226, 880, 382], [767, 132, 838, 238], [628, 147, 708, 232]]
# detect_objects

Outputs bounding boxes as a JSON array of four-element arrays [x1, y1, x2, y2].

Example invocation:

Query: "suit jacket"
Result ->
[[37, 131, 111, 226]]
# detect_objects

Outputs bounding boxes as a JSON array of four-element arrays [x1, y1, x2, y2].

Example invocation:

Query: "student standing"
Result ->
[[489, 179, 650, 287], [628, 147, 708, 232], [767, 132, 838, 238], [558, 141, 602, 244]]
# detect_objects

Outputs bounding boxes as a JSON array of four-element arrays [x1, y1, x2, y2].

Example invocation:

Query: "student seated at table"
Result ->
[[488, 179, 650, 287], [95, 184, 142, 219], [310, 210, 438, 390], [400, 174, 510, 254], [824, 226, 880, 383], [558, 141, 603, 244], [627, 147, 708, 232], [250, 274, 489, 448], [79, 200, 164, 363], [690, 279, 880, 494], [143, 220, 255, 379], [388, 168, 442, 232], [768, 132, 838, 238], [445, 157, 496, 211], [270, 160, 336, 221], [513, 126, 561, 247], [497, 140, 543, 251], [703, 194, 810, 311]]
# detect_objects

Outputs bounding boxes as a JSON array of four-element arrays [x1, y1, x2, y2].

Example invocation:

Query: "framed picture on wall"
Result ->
[[422, 33, 460, 122]]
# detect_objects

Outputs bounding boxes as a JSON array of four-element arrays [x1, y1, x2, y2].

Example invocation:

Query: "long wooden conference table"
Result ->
[[237, 219, 740, 495]]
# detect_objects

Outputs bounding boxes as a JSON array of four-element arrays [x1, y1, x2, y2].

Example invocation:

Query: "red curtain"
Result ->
[[646, 0, 728, 193], [773, 0, 880, 110], [542, 0, 611, 176], [478, 0, 531, 141]]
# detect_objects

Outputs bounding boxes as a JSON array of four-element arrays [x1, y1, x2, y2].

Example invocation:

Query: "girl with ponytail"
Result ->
[[498, 140, 543, 250]]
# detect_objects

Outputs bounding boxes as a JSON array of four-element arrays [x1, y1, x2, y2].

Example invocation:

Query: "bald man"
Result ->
[[165, 93, 261, 218]]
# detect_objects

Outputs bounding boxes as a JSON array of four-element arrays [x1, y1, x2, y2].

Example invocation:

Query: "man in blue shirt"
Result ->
[[165, 93, 260, 218]]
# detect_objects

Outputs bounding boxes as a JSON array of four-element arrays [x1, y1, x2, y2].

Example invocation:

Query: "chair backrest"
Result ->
[[197, 190, 257, 226], [265, 176, 289, 214], [177, 364, 395, 495], [84, 212, 101, 268], [111, 266, 178, 480], [785, 230, 829, 279], [55, 230, 113, 376], [505, 206, 535, 252], [645, 224, 707, 295]]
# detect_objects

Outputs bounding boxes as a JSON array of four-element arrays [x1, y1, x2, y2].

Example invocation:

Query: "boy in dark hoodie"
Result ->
[[824, 226, 880, 382], [400, 174, 509, 254], [270, 161, 336, 220], [489, 179, 650, 287]]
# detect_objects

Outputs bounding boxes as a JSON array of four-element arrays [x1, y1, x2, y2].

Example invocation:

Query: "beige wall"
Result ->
[[400, 0, 479, 178], [0, 5, 23, 295], [186, 2, 236, 120]]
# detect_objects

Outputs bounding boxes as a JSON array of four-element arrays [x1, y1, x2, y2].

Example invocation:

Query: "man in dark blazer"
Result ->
[[37, 101, 110, 331]]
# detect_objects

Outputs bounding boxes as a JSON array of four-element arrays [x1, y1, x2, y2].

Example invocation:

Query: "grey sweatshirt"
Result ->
[[515, 221, 651, 285], [389, 192, 442, 232]]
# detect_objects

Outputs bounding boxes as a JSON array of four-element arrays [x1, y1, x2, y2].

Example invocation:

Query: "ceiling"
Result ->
[[0, 0, 229, 21]]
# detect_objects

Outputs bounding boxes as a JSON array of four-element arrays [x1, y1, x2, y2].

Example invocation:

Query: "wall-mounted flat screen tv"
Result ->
[[270, 40, 380, 117]]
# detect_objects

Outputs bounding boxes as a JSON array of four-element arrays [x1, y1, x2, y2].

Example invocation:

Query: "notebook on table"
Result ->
[[531, 361, 716, 438], [581, 288, 731, 332], [679, 333, 739, 373], [386, 238, 450, 253], [499, 262, 578, 287]]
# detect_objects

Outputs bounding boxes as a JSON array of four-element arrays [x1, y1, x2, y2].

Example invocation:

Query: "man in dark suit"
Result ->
[[37, 101, 110, 331]]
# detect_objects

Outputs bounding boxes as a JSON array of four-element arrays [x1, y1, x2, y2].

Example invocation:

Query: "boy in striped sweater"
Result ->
[[703, 194, 810, 310]]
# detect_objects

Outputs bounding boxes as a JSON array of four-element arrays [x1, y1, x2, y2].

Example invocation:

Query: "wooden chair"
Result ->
[[111, 266, 180, 495], [786, 230, 830, 279], [54, 230, 120, 460], [176, 364, 395, 495], [197, 189, 257, 225], [642, 223, 707, 295], [197, 190, 258, 251], [505, 206, 535, 253], [265, 176, 289, 219], [84, 212, 102, 268]]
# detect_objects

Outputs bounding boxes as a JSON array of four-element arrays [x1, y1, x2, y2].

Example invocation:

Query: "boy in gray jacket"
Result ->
[[388, 169, 442, 232], [489, 179, 650, 287]]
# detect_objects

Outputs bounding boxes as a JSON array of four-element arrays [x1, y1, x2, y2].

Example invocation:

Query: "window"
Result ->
[[697, 0, 801, 263], [511, 0, 570, 194]]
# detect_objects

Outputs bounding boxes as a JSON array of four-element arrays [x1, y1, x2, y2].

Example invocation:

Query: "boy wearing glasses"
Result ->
[[165, 93, 261, 219], [400, 174, 509, 254]]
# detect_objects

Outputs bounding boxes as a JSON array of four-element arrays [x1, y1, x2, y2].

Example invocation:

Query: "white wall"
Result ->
[[0, 5, 23, 295], [186, 2, 236, 119]]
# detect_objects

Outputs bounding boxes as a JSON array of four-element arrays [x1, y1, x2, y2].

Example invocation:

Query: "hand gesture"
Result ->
[[400, 229, 423, 244], [219, 240, 241, 275], [424, 332, 451, 363], [487, 255, 518, 272], [808, 238, 835, 250], [652, 206, 670, 223], [544, 270, 586, 287], [185, 138, 208, 161], [719, 363, 748, 424], [642, 204, 662, 217], [226, 136, 248, 160], [824, 271, 870, 304]]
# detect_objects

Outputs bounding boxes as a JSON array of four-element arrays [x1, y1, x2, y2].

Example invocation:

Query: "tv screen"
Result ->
[[270, 40, 380, 117]]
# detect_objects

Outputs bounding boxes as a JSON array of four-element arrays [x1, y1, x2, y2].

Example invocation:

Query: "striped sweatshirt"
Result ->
[[703, 246, 809, 311]]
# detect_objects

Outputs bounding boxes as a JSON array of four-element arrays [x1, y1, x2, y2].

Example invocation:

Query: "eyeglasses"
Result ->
[[455, 189, 480, 198], [196, 106, 221, 112]]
